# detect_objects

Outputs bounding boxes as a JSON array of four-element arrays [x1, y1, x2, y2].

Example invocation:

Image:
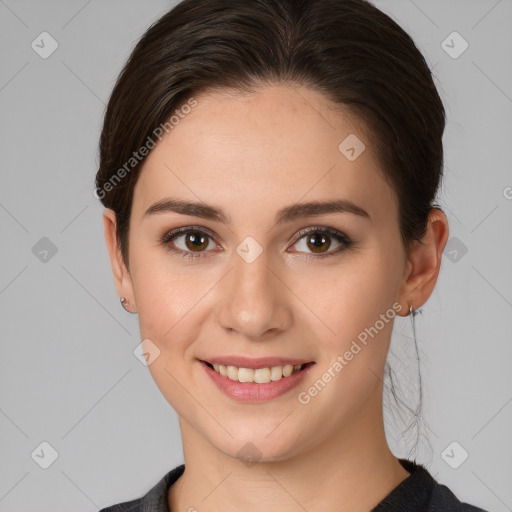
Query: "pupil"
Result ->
[[308, 233, 330, 253], [187, 232, 207, 251]]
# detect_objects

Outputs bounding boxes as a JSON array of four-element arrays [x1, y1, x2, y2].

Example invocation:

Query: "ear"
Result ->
[[103, 208, 136, 313], [396, 208, 449, 316]]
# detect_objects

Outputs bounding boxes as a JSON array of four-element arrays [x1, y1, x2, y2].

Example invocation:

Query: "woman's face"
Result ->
[[118, 85, 411, 460]]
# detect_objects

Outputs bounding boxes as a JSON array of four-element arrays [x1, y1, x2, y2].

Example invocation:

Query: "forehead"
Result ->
[[132, 85, 397, 225]]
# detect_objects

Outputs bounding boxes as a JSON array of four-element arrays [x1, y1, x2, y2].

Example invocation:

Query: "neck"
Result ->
[[169, 384, 410, 512]]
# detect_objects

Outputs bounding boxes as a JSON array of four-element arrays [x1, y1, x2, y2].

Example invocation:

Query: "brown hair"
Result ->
[[95, 0, 445, 268]]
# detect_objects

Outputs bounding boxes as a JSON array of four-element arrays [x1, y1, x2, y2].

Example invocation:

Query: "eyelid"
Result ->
[[162, 225, 217, 241], [292, 226, 346, 243]]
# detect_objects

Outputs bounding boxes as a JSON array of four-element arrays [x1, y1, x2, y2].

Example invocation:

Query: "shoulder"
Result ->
[[98, 464, 185, 512], [376, 458, 490, 512], [429, 481, 490, 512], [98, 499, 141, 512]]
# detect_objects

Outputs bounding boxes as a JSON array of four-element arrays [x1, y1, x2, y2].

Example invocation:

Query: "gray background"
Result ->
[[0, 0, 511, 510]]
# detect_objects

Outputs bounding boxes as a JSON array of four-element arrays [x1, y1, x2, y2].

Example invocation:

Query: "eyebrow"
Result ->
[[144, 197, 370, 224]]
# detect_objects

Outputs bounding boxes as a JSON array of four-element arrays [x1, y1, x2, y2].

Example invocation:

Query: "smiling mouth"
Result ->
[[202, 361, 314, 384]]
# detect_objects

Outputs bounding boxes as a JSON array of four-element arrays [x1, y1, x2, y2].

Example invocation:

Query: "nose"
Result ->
[[216, 248, 292, 340]]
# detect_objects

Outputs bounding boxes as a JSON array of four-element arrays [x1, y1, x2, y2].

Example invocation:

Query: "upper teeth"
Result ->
[[212, 363, 303, 383]]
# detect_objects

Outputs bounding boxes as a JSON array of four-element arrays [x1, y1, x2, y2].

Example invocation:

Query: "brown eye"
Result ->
[[290, 227, 353, 258], [162, 228, 217, 258], [182, 231, 210, 251], [305, 232, 332, 253]]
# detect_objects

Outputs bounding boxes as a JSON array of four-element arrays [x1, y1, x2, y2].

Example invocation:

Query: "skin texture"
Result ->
[[103, 85, 449, 512]]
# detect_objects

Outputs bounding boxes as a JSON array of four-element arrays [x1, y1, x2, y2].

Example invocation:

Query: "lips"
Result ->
[[200, 358, 316, 402]]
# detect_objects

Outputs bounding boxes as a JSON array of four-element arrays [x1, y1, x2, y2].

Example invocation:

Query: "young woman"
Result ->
[[96, 0, 489, 510]]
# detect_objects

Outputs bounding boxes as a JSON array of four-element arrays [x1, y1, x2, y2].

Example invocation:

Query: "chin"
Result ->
[[212, 432, 301, 465]]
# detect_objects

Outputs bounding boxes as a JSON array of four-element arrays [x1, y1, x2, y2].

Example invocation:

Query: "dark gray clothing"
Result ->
[[98, 458, 490, 511]]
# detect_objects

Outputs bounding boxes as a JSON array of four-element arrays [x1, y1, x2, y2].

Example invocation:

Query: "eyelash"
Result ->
[[160, 226, 355, 261]]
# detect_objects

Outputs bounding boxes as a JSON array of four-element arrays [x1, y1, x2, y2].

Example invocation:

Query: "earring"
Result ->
[[120, 297, 136, 314], [409, 304, 422, 317]]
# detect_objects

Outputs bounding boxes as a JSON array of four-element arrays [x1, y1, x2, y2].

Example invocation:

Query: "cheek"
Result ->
[[130, 251, 209, 411], [290, 256, 401, 410], [292, 250, 401, 341], [129, 245, 199, 347]]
